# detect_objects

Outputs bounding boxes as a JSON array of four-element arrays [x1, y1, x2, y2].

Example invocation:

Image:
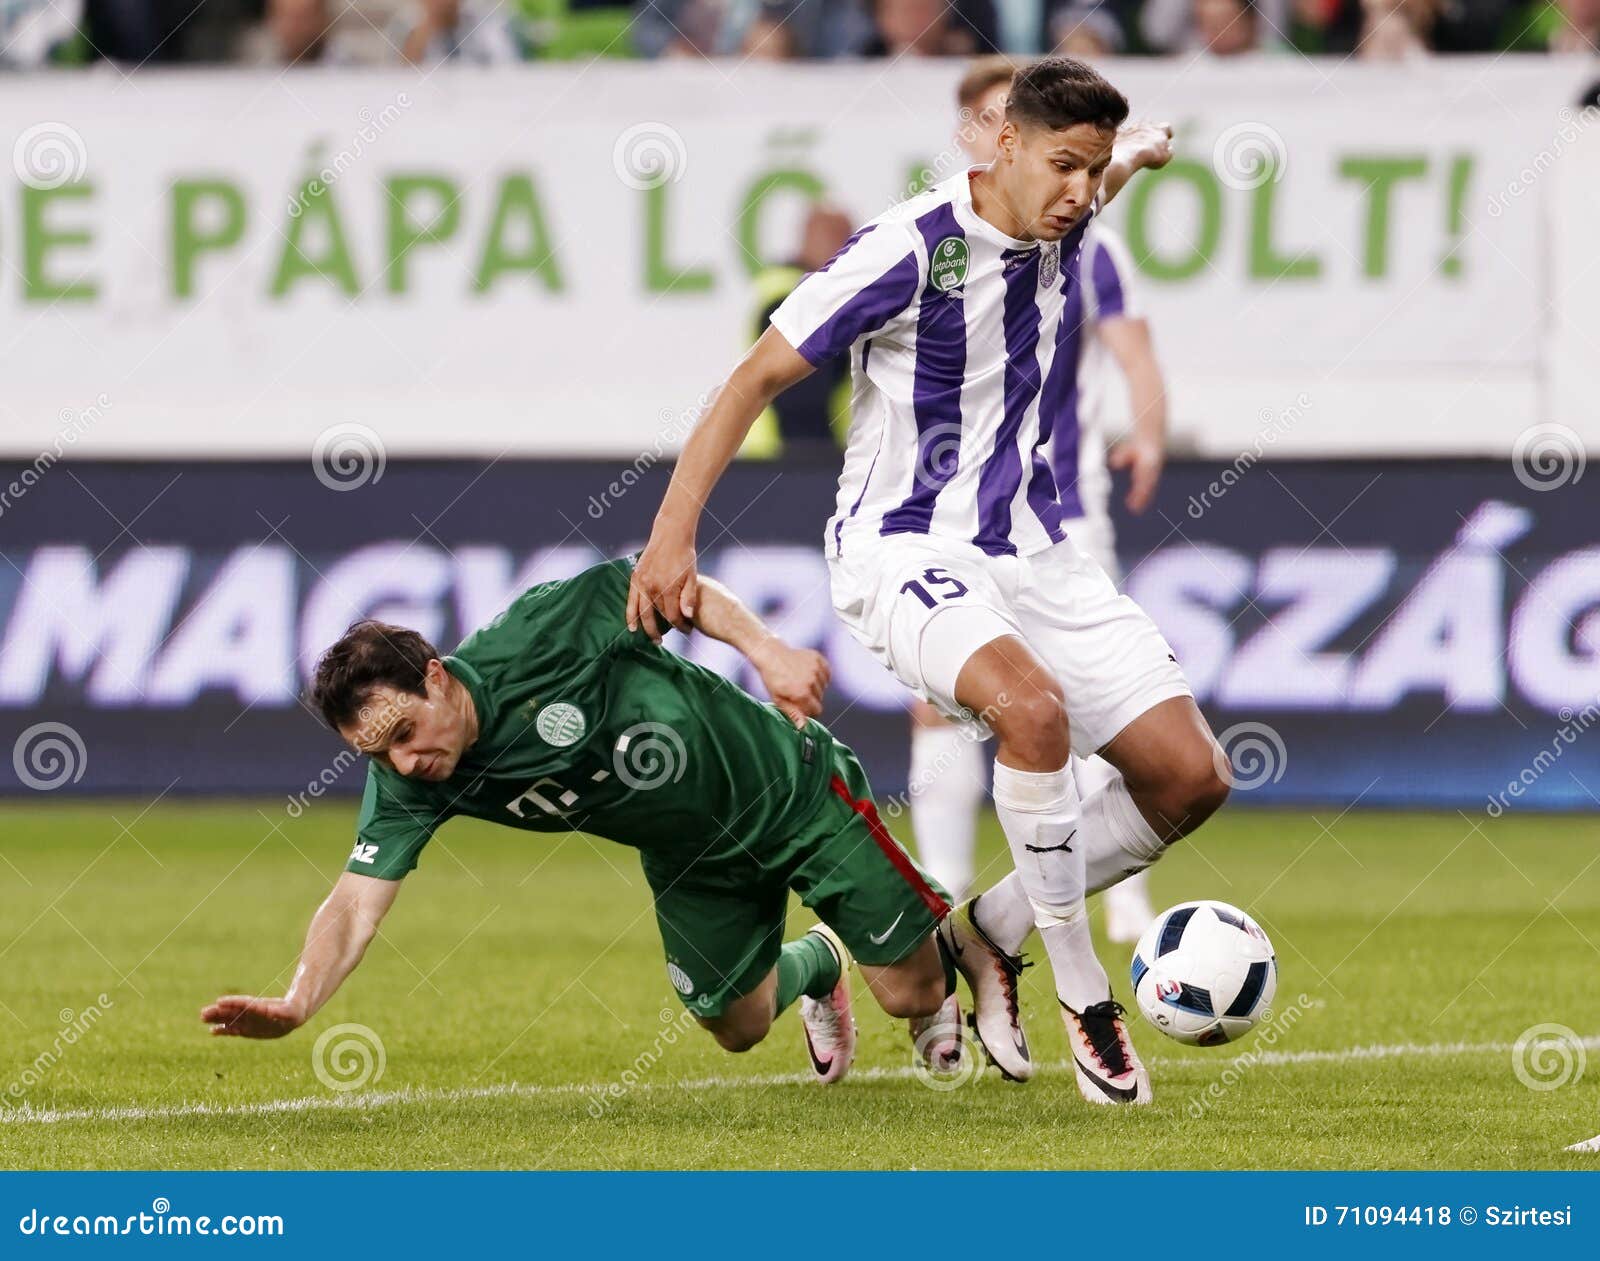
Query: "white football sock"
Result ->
[[1082, 771, 1167, 896], [991, 760, 1110, 1011], [971, 870, 1034, 954], [908, 722, 986, 901]]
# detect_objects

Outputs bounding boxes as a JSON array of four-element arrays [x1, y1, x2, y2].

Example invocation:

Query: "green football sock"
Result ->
[[774, 932, 842, 1016]]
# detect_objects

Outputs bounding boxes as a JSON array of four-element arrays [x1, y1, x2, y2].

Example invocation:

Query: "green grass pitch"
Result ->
[[3, 800, 1598, 1169]]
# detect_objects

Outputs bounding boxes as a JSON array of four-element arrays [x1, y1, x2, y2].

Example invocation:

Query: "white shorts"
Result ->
[[830, 533, 1191, 759]]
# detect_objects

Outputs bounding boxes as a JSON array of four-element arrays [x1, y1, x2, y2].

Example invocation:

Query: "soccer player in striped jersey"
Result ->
[[908, 58, 1168, 948], [630, 57, 1230, 1106]]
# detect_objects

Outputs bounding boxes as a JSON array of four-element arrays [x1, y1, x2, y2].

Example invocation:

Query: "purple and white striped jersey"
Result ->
[[1049, 224, 1142, 524], [769, 168, 1096, 559]]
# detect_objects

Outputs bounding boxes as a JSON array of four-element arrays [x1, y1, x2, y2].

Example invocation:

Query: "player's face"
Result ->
[[997, 119, 1116, 241], [959, 83, 1010, 165], [341, 663, 468, 783]]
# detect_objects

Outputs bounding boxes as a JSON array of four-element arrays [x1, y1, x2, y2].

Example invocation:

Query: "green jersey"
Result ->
[[347, 558, 835, 882]]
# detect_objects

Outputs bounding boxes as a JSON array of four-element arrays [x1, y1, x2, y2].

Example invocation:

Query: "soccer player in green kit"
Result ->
[[201, 557, 959, 1083]]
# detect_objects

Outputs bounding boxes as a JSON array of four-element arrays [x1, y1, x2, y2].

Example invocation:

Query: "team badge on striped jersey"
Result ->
[[1039, 242, 1060, 290], [929, 236, 968, 292]]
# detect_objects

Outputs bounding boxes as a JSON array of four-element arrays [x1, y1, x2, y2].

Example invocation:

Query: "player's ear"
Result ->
[[995, 119, 1020, 163], [423, 658, 448, 694]]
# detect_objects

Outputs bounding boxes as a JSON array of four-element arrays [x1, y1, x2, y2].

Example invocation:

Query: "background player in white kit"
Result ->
[[909, 58, 1170, 946], [630, 58, 1230, 1106]]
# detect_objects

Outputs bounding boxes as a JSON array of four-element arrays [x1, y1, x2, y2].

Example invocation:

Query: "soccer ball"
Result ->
[[1130, 900, 1277, 1046]]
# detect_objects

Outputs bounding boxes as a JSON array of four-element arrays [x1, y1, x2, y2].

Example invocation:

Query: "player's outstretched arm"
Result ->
[[628, 329, 814, 642], [201, 872, 401, 1039], [1099, 121, 1174, 207], [691, 575, 830, 728]]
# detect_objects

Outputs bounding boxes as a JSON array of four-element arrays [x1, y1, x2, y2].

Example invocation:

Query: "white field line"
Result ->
[[6, 1033, 1598, 1128]]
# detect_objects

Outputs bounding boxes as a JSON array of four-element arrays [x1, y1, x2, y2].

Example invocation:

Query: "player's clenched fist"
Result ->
[[752, 644, 831, 729], [1117, 120, 1174, 172], [627, 534, 699, 642]]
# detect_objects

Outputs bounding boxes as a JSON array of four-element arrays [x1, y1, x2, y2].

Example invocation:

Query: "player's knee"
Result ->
[[875, 973, 946, 1019], [703, 1013, 771, 1053], [1159, 748, 1230, 834], [991, 687, 1070, 767]]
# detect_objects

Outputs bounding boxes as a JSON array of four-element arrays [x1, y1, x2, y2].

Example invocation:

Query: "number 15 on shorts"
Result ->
[[899, 567, 970, 609]]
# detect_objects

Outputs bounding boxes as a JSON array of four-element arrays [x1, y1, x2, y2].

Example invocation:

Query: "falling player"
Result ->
[[202, 557, 960, 1084], [908, 57, 1169, 946], [629, 57, 1230, 1105]]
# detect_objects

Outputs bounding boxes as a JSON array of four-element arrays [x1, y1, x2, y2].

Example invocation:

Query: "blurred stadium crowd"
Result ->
[[0, 0, 1594, 68]]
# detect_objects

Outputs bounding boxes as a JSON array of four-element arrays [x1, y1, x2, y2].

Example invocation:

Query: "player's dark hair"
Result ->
[[1004, 56, 1128, 135], [310, 620, 440, 732]]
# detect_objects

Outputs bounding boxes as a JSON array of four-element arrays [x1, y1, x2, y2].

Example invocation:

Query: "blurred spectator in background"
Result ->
[[248, 0, 518, 64], [1047, 2, 1129, 52], [1, 0, 85, 65], [1356, 0, 1438, 57], [740, 204, 856, 459], [1194, 0, 1262, 50], [400, 0, 521, 61], [633, 0, 731, 55], [1142, 0, 1282, 50], [863, 0, 1001, 55], [1505, 0, 1600, 50], [747, 0, 877, 55], [741, 9, 799, 56], [1286, 0, 1362, 51]]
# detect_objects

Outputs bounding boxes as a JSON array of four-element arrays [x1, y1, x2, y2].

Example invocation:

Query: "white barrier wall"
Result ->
[[0, 59, 1593, 459]]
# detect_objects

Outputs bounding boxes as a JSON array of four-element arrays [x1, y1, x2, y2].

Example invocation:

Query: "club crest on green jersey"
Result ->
[[667, 962, 694, 995], [930, 236, 968, 292], [535, 702, 587, 747]]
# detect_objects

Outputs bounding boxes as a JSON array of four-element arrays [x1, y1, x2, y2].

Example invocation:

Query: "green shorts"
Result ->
[[643, 744, 950, 1018]]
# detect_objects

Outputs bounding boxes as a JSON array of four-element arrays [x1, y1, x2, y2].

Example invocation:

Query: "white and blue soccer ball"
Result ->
[[1130, 900, 1277, 1047]]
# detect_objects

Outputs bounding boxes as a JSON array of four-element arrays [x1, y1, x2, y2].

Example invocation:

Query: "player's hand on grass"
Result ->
[[628, 535, 699, 641], [201, 995, 307, 1039], [753, 643, 831, 729], [1118, 121, 1174, 173], [1109, 433, 1165, 513]]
